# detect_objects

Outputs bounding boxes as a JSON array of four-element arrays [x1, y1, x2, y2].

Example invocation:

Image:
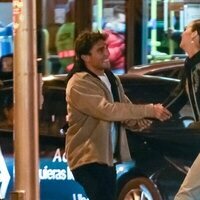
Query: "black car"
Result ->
[[128, 60, 184, 79], [0, 71, 195, 200]]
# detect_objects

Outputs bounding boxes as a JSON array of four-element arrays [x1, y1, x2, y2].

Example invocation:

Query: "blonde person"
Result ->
[[164, 19, 200, 200]]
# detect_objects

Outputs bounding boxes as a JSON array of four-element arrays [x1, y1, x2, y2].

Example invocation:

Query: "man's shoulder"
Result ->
[[71, 72, 90, 79], [68, 72, 95, 85], [67, 72, 103, 94]]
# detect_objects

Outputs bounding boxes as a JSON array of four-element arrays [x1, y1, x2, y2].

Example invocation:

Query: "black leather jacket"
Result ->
[[164, 51, 200, 122]]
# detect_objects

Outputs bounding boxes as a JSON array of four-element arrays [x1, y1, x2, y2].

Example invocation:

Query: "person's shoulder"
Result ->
[[57, 22, 75, 33], [67, 72, 99, 93], [68, 72, 91, 85], [71, 72, 89, 79]]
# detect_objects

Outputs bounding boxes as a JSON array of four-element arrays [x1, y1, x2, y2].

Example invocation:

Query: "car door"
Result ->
[[119, 74, 180, 104]]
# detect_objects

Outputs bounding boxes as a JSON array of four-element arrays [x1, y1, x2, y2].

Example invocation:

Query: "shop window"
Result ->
[[92, 0, 126, 75], [41, 0, 76, 75], [145, 0, 200, 63]]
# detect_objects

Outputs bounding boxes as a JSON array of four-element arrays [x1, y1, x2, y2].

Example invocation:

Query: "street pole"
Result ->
[[12, 0, 39, 199]]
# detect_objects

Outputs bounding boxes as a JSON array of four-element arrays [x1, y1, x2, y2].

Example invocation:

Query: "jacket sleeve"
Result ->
[[66, 75, 155, 121], [115, 75, 140, 128], [162, 73, 188, 114]]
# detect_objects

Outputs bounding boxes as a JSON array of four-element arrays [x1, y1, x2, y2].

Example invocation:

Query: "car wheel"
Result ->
[[118, 177, 162, 200]]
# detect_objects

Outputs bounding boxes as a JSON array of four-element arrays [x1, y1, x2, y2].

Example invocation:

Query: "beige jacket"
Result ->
[[65, 72, 154, 170]]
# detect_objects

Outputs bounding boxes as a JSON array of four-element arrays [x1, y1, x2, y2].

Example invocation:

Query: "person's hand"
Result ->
[[137, 119, 152, 131], [153, 103, 172, 121]]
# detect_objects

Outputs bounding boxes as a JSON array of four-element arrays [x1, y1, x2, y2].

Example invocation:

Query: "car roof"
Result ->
[[128, 59, 184, 76]]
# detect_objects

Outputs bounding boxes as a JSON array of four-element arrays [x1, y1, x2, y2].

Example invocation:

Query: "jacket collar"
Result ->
[[87, 69, 120, 102], [185, 50, 200, 71]]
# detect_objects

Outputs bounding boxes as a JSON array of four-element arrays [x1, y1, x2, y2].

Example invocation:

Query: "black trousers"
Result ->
[[72, 162, 117, 200]]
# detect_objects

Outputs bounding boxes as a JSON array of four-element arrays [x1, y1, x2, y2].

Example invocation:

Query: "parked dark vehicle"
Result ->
[[128, 59, 184, 80], [0, 70, 196, 200]]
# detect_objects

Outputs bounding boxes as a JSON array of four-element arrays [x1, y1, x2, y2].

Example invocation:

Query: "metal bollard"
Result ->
[[10, 190, 26, 200]]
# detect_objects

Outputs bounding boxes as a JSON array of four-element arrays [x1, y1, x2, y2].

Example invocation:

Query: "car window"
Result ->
[[119, 74, 179, 104], [0, 78, 67, 137], [128, 60, 184, 80], [146, 67, 183, 79], [39, 82, 67, 136]]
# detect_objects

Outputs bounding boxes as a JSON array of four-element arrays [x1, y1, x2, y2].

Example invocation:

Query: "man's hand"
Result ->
[[137, 119, 152, 131], [153, 103, 172, 121]]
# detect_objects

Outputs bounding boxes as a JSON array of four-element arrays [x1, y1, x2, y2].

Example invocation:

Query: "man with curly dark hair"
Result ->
[[65, 31, 171, 200]]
